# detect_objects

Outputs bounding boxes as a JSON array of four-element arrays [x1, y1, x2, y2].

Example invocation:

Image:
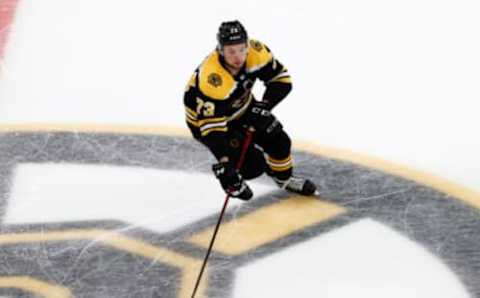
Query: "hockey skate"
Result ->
[[274, 176, 317, 196]]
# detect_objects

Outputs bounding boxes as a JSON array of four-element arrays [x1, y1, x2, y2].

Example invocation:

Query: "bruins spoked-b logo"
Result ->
[[250, 40, 263, 52], [0, 126, 479, 298], [207, 73, 222, 87]]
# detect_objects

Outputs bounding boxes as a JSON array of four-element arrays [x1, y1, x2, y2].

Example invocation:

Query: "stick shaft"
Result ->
[[191, 129, 254, 298]]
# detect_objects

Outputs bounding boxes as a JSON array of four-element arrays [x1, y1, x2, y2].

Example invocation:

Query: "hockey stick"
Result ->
[[191, 128, 254, 298]]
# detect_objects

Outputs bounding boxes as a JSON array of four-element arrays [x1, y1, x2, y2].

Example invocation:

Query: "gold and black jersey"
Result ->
[[183, 39, 292, 158]]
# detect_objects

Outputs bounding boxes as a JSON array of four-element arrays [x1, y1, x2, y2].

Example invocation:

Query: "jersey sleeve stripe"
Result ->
[[186, 117, 200, 127], [200, 121, 228, 132], [185, 112, 197, 122], [185, 107, 197, 118], [187, 116, 228, 127], [197, 116, 228, 126], [268, 70, 291, 83], [271, 76, 292, 84], [200, 126, 229, 137]]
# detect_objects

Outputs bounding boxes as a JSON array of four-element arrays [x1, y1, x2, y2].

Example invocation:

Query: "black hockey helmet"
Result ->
[[217, 20, 248, 49]]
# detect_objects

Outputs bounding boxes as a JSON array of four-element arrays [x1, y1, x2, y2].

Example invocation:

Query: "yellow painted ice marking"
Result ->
[[294, 140, 480, 210], [0, 123, 189, 137], [188, 196, 346, 255], [1, 123, 480, 295], [0, 229, 206, 298], [0, 276, 71, 298]]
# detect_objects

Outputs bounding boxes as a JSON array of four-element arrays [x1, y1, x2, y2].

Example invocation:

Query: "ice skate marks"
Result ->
[[0, 126, 478, 297]]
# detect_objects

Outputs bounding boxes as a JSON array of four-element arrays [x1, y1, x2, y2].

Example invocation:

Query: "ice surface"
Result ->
[[0, 0, 479, 297], [234, 219, 469, 298], [6, 163, 275, 233]]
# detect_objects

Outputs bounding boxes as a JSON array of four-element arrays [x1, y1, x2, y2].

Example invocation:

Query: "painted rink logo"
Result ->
[[0, 125, 479, 298]]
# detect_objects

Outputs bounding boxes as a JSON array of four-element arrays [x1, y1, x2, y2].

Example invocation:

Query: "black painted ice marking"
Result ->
[[0, 131, 479, 297]]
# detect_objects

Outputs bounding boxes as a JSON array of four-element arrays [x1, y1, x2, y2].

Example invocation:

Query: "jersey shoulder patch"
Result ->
[[198, 51, 236, 100], [246, 39, 273, 73]]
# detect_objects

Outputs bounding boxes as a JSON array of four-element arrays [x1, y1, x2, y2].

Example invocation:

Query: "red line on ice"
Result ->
[[0, 0, 19, 60]]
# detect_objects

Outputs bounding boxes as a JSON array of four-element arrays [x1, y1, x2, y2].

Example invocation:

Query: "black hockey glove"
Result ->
[[244, 101, 282, 137], [212, 162, 253, 200]]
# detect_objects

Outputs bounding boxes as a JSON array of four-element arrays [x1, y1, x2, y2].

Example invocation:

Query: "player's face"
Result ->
[[223, 43, 248, 70]]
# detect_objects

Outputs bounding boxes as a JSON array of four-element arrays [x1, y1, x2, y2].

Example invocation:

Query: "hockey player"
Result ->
[[184, 20, 316, 200]]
